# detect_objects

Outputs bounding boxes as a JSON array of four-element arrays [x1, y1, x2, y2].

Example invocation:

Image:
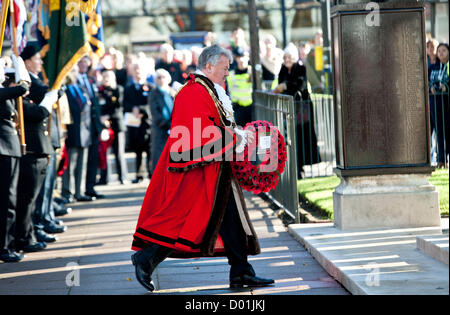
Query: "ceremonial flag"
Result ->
[[85, 0, 104, 61], [39, 0, 90, 90], [0, 0, 27, 54]]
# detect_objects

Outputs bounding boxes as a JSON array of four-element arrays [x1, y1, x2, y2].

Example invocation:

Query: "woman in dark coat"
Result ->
[[274, 43, 321, 178], [149, 69, 174, 173], [98, 70, 129, 184]]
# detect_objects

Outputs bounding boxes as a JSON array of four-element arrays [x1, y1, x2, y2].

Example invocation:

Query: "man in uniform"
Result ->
[[0, 60, 29, 262], [15, 44, 59, 252]]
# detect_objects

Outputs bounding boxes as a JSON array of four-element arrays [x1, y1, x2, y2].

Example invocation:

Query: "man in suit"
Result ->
[[14, 44, 59, 253], [62, 64, 94, 202], [123, 62, 153, 183], [0, 60, 29, 262], [77, 56, 104, 199]]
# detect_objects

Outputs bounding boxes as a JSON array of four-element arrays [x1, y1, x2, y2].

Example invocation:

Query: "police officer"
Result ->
[[227, 47, 253, 126], [0, 60, 29, 262], [14, 44, 59, 253]]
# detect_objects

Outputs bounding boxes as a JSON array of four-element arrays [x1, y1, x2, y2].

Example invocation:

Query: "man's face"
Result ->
[[25, 53, 43, 75], [204, 55, 230, 86], [78, 57, 91, 74], [236, 55, 249, 70], [133, 64, 144, 83]]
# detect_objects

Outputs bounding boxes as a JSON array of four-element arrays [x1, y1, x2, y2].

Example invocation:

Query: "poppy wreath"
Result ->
[[231, 120, 287, 194]]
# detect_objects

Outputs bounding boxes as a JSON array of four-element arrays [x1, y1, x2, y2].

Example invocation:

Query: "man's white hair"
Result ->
[[197, 45, 233, 70]]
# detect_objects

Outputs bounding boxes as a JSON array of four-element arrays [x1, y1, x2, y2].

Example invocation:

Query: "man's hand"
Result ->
[[132, 106, 143, 118]]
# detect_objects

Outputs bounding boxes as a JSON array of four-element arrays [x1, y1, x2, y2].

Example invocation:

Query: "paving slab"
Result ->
[[288, 222, 449, 295]]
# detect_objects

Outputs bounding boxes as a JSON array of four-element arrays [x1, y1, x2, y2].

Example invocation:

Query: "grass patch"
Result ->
[[429, 168, 449, 216], [298, 168, 449, 218]]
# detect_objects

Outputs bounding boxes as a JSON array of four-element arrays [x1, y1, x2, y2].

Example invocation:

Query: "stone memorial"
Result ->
[[330, 0, 441, 229]]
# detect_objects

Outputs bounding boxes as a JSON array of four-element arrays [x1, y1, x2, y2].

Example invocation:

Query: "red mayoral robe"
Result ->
[[132, 74, 261, 258]]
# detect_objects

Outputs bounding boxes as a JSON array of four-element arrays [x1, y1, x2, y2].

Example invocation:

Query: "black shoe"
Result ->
[[132, 177, 143, 184], [58, 196, 74, 204], [54, 206, 72, 217], [18, 242, 47, 253], [0, 250, 24, 263], [131, 253, 155, 292], [36, 229, 58, 243], [85, 191, 105, 199], [44, 222, 67, 234], [75, 195, 95, 202], [229, 274, 275, 289]]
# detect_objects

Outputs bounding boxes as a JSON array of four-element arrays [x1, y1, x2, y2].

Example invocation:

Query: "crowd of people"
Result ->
[[0, 28, 319, 263], [13, 24, 438, 262]]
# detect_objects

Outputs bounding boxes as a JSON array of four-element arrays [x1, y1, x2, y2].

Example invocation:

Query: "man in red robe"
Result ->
[[131, 45, 274, 292]]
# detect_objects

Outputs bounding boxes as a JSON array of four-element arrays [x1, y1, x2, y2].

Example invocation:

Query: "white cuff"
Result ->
[[39, 90, 58, 113], [234, 128, 247, 154]]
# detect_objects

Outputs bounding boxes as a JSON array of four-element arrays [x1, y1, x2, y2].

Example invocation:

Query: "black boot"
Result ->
[[131, 244, 173, 292]]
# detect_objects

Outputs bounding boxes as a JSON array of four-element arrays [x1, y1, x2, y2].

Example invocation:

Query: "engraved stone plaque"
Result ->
[[331, 1, 432, 176]]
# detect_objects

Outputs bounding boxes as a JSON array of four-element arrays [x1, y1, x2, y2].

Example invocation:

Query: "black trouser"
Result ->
[[15, 154, 48, 247], [100, 130, 128, 183], [219, 191, 255, 278], [139, 191, 254, 279], [0, 155, 20, 253], [86, 136, 99, 194]]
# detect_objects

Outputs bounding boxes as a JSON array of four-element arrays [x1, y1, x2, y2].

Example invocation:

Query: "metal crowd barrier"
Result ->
[[295, 91, 336, 178], [253, 91, 300, 223], [429, 81, 449, 168]]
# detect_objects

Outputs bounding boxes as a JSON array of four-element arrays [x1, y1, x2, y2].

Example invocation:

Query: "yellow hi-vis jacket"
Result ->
[[227, 69, 253, 107]]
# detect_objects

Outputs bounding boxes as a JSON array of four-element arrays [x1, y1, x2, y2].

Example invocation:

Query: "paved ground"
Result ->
[[0, 179, 349, 295]]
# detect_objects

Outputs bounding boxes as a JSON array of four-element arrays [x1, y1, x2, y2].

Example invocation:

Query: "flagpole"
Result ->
[[9, 1, 27, 155], [0, 0, 10, 55]]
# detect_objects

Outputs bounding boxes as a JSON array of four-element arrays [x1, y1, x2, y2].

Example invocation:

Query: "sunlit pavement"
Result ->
[[0, 177, 349, 295]]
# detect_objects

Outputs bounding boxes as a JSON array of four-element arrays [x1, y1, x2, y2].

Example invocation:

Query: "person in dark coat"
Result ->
[[149, 69, 174, 173], [62, 65, 94, 202], [0, 62, 29, 262], [98, 69, 129, 184], [428, 43, 449, 169], [124, 62, 153, 183], [155, 44, 184, 85], [15, 45, 60, 252], [274, 43, 321, 178], [77, 56, 104, 199]]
